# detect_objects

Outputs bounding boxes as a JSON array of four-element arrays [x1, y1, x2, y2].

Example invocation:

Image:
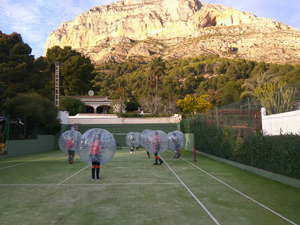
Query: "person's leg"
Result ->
[[70, 150, 75, 163], [92, 162, 96, 180], [146, 151, 150, 159], [154, 153, 158, 165], [68, 150, 71, 163], [96, 163, 100, 180], [159, 155, 163, 165], [177, 150, 181, 158]]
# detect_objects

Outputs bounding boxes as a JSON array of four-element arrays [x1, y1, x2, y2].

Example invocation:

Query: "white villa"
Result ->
[[73, 96, 112, 114]]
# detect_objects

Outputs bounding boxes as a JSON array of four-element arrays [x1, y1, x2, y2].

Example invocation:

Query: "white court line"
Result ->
[[0, 183, 181, 186], [160, 155, 221, 225], [0, 154, 52, 164], [61, 183, 181, 186], [179, 155, 297, 225], [57, 165, 91, 185], [0, 153, 64, 170]]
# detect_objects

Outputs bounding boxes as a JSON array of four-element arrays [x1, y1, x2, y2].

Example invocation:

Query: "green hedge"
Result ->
[[181, 117, 300, 179]]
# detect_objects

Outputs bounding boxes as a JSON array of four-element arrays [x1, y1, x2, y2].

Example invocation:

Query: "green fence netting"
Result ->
[[181, 97, 300, 179]]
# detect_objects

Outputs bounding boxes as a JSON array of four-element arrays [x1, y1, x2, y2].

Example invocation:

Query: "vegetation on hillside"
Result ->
[[93, 55, 300, 114], [1, 31, 300, 119]]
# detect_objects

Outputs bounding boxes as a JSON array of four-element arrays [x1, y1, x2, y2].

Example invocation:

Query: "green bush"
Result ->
[[181, 118, 300, 179]]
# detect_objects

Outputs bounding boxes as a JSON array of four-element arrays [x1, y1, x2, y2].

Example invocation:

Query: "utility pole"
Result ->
[[55, 62, 59, 107]]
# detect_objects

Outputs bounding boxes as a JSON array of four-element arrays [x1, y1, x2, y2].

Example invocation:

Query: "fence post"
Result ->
[[215, 107, 219, 127], [248, 98, 254, 166], [215, 107, 222, 157]]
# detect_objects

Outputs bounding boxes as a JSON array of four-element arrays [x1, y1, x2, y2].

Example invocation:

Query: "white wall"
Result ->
[[261, 107, 300, 136], [58, 113, 182, 124], [58, 111, 69, 124]]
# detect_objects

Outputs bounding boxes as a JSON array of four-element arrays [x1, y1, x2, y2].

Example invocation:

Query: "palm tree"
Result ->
[[241, 71, 279, 98], [115, 78, 126, 113], [149, 57, 166, 97]]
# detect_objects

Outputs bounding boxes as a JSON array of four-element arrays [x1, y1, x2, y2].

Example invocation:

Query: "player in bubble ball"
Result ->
[[66, 133, 75, 164], [142, 132, 150, 159], [172, 132, 181, 158], [153, 132, 163, 165], [129, 134, 135, 154], [90, 134, 102, 180]]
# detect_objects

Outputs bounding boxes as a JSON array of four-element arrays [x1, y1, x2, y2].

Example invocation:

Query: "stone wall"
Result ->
[[58, 111, 182, 125]]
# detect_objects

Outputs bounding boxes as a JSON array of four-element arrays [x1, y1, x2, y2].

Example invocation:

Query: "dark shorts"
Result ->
[[68, 150, 75, 155]]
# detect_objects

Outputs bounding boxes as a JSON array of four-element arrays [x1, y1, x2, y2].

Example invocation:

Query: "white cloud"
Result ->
[[0, 0, 112, 57]]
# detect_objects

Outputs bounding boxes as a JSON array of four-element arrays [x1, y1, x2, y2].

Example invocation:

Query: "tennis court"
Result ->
[[0, 148, 299, 225]]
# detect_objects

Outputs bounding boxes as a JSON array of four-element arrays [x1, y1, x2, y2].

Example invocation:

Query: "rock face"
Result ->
[[45, 0, 300, 65]]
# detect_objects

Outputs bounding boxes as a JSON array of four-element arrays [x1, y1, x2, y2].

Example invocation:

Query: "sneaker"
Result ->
[[148, 156, 150, 159], [97, 178, 101, 181], [92, 179, 95, 181], [153, 162, 158, 165], [160, 161, 164, 165], [130, 152, 132, 153]]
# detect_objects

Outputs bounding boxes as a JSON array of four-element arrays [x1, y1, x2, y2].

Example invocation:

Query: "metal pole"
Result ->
[[55, 62, 60, 107], [248, 97, 253, 166]]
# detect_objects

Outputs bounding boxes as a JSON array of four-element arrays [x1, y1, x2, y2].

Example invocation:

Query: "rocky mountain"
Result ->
[[44, 0, 300, 65]]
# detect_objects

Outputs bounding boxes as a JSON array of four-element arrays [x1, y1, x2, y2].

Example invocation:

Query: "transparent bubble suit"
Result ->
[[167, 130, 186, 151], [144, 130, 168, 154], [78, 128, 116, 165], [58, 130, 82, 153], [139, 129, 151, 148], [125, 132, 141, 148]]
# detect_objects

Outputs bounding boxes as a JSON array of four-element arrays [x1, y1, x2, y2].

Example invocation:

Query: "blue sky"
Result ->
[[0, 0, 299, 58]]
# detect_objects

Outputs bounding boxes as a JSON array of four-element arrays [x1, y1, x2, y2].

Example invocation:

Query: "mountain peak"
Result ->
[[45, 0, 300, 65]]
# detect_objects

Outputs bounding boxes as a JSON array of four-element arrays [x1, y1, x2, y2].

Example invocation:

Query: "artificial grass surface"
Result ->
[[0, 149, 299, 225]]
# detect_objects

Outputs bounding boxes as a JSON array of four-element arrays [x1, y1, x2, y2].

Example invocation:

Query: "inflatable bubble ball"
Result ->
[[139, 129, 151, 147], [145, 130, 168, 154], [78, 128, 116, 166], [125, 132, 141, 148], [167, 130, 186, 151], [58, 130, 82, 153]]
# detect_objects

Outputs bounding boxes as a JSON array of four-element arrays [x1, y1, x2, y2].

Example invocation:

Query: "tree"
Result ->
[[140, 96, 163, 114], [59, 97, 86, 115], [255, 81, 298, 115], [220, 80, 243, 105], [0, 32, 51, 108], [161, 98, 180, 115], [177, 94, 212, 114], [126, 101, 140, 112], [115, 77, 127, 113], [5, 93, 61, 134], [149, 57, 166, 96], [241, 71, 279, 98], [46, 46, 96, 96]]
